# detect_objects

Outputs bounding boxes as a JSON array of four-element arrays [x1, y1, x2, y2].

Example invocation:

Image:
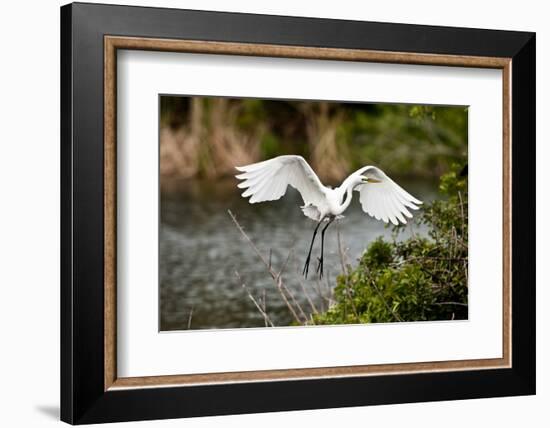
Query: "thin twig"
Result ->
[[458, 190, 466, 236], [228, 210, 271, 273], [275, 281, 301, 323], [370, 280, 403, 322], [390, 255, 467, 268], [433, 301, 468, 307], [314, 276, 331, 310], [228, 210, 303, 324], [279, 278, 308, 322], [275, 244, 308, 322], [260, 289, 269, 327], [186, 306, 194, 330], [277, 246, 294, 281], [336, 220, 359, 321], [297, 278, 319, 314], [336, 219, 350, 276], [235, 271, 275, 327], [343, 282, 359, 322], [324, 269, 334, 304], [293, 257, 328, 310]]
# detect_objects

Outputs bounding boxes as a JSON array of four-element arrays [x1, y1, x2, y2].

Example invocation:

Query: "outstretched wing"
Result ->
[[235, 155, 326, 206], [354, 166, 422, 225]]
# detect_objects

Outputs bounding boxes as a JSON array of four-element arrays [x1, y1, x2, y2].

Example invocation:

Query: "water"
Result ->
[[160, 177, 438, 331]]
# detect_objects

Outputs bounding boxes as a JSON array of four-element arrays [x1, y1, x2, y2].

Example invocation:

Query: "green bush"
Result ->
[[313, 165, 468, 325]]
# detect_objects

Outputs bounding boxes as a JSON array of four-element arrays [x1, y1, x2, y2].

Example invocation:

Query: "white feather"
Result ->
[[354, 166, 422, 225], [235, 155, 327, 208]]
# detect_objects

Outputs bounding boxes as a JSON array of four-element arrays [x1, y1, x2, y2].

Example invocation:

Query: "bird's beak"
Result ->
[[363, 178, 381, 183]]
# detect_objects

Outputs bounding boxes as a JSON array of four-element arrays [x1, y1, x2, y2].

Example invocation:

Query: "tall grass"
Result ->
[[160, 96, 467, 181], [160, 97, 261, 179]]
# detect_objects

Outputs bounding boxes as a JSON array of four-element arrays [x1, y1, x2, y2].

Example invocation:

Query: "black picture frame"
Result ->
[[61, 2, 535, 424]]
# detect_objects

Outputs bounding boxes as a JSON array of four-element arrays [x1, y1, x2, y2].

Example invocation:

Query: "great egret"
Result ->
[[235, 155, 422, 278]]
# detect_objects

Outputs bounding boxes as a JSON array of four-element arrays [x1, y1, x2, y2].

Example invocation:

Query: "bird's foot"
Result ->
[[316, 257, 324, 279], [302, 256, 311, 279]]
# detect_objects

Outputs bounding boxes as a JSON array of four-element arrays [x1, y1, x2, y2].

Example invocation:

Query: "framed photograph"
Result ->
[[60, 2, 535, 424]]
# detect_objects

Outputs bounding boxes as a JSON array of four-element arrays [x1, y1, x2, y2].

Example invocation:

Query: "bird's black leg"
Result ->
[[303, 221, 322, 278], [316, 218, 335, 278]]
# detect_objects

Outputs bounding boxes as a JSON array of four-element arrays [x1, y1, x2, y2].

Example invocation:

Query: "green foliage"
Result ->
[[235, 98, 267, 131], [409, 105, 436, 121], [260, 133, 281, 159], [338, 104, 467, 178], [313, 166, 468, 324]]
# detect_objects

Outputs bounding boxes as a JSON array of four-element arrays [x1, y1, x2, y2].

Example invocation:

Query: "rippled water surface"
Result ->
[[160, 177, 438, 330]]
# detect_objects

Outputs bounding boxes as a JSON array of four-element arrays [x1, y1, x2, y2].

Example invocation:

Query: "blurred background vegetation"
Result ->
[[160, 96, 467, 184]]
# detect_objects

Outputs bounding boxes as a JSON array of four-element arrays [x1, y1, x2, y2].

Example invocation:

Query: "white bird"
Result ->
[[235, 155, 422, 278]]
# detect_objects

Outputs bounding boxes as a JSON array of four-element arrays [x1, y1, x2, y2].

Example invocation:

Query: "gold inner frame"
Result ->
[[104, 35, 512, 391]]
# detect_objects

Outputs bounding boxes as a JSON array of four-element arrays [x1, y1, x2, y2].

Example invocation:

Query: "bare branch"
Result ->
[[433, 301, 468, 307], [336, 219, 350, 276], [186, 306, 194, 330], [277, 245, 294, 280], [458, 190, 466, 236], [336, 220, 359, 321], [260, 289, 269, 327], [275, 244, 309, 323], [228, 209, 273, 275], [314, 276, 332, 310], [235, 271, 275, 327], [228, 210, 303, 324], [297, 278, 319, 315], [293, 257, 328, 311], [278, 277, 308, 323]]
